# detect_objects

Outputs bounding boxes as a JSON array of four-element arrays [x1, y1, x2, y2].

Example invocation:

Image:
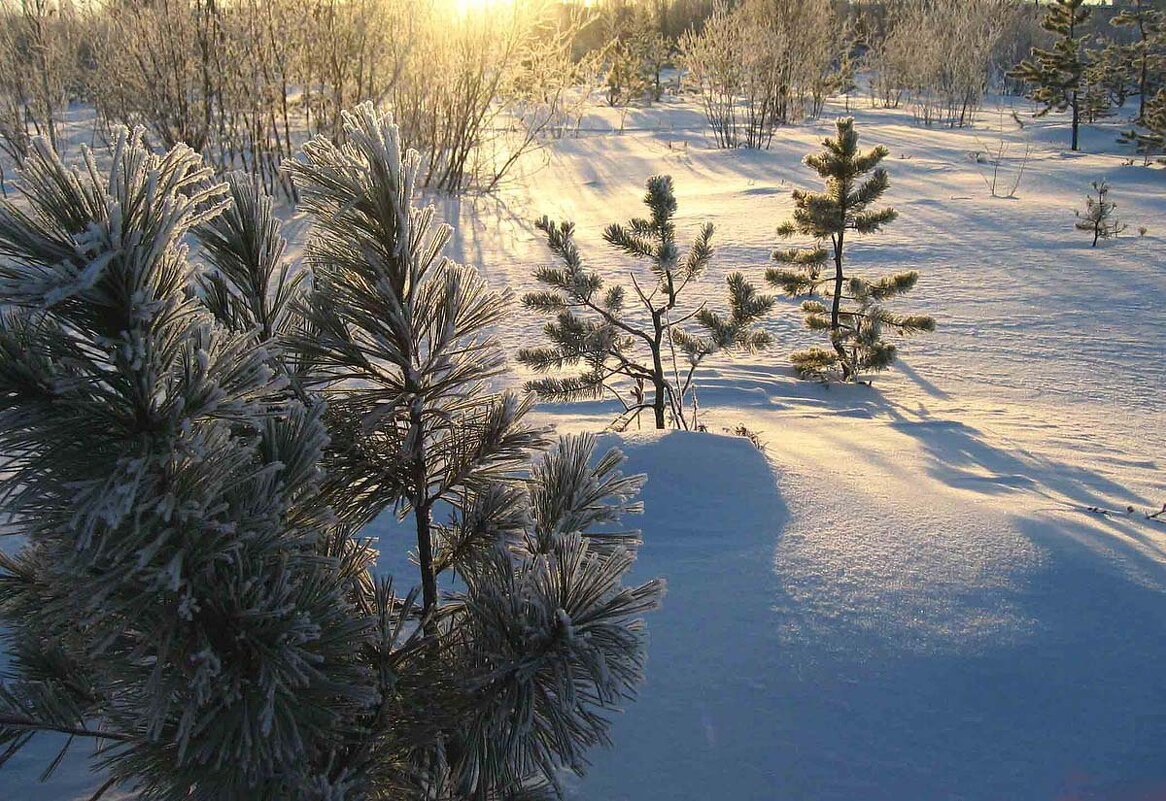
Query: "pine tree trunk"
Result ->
[[414, 500, 437, 623], [1071, 92, 1080, 152], [651, 343, 666, 430], [1135, 18, 1148, 122], [651, 312, 667, 429], [409, 400, 438, 627], [1138, 56, 1147, 121], [830, 232, 851, 379]]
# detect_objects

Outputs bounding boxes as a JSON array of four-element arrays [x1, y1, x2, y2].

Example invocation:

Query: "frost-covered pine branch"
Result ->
[[286, 103, 663, 798], [194, 171, 305, 343], [0, 129, 384, 800], [287, 102, 547, 621], [0, 107, 664, 801]]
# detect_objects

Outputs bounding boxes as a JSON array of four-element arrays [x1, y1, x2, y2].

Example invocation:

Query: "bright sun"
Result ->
[[449, 0, 525, 16]]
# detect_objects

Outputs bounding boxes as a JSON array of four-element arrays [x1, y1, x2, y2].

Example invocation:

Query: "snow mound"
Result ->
[[570, 430, 788, 801], [573, 429, 1166, 801]]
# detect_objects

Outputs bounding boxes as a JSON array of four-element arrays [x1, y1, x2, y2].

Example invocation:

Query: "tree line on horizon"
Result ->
[[0, 0, 1160, 203]]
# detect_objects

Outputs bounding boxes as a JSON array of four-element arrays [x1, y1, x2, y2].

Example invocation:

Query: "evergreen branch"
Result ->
[[772, 245, 828, 267], [681, 222, 714, 280], [0, 712, 133, 744]]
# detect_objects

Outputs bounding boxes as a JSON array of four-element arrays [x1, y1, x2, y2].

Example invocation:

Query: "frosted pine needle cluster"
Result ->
[[0, 105, 663, 801]]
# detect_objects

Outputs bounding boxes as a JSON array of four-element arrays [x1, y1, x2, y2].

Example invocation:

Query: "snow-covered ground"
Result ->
[[424, 94, 1166, 800], [3, 94, 1164, 799]]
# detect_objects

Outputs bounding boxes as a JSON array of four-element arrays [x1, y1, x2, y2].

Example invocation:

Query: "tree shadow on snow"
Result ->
[[875, 396, 1154, 513]]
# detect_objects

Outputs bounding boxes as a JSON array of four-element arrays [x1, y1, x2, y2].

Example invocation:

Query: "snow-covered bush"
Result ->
[[970, 106, 1034, 199], [0, 105, 663, 800], [0, 0, 80, 166], [507, 12, 605, 146], [768, 117, 935, 381], [519, 175, 773, 430], [869, 0, 1019, 127], [75, 0, 581, 197], [679, 2, 743, 148], [88, 0, 410, 199], [680, 0, 839, 149], [391, 3, 527, 192]]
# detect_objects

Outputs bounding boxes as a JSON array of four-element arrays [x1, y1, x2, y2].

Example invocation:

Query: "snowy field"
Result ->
[[4, 94, 1165, 800]]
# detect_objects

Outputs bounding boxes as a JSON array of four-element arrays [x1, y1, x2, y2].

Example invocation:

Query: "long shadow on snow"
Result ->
[[875, 396, 1154, 511], [697, 360, 1156, 512]]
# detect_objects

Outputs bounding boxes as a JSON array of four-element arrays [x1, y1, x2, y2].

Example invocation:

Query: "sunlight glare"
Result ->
[[449, 0, 524, 17]]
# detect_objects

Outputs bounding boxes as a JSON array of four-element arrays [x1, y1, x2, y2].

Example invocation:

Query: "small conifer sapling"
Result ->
[[520, 176, 773, 430], [768, 117, 935, 382], [1075, 179, 1126, 246]]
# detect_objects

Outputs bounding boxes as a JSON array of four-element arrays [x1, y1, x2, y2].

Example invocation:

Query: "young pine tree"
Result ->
[[1075, 178, 1126, 246], [287, 106, 544, 622], [1009, 0, 1091, 152], [1119, 88, 1166, 164], [768, 117, 935, 382], [286, 104, 664, 797], [1080, 56, 1116, 124], [606, 45, 650, 119], [0, 108, 664, 800], [1111, 0, 1164, 122], [519, 175, 773, 430]]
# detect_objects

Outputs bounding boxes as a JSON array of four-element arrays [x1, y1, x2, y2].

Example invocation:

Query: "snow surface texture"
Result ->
[[3, 95, 1165, 800]]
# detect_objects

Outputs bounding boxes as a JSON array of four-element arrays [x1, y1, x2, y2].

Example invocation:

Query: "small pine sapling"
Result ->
[[520, 176, 773, 430], [1075, 179, 1126, 246], [1079, 63, 1114, 124], [1080, 39, 1134, 122], [768, 117, 935, 382]]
